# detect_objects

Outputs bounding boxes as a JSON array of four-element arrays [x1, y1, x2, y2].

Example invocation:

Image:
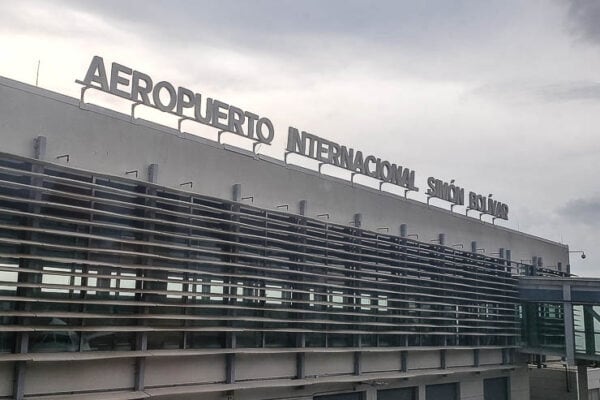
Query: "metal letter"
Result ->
[[109, 62, 133, 99], [131, 70, 153, 104], [152, 81, 177, 112], [176, 86, 195, 116], [82, 55, 109, 91], [256, 117, 274, 143]]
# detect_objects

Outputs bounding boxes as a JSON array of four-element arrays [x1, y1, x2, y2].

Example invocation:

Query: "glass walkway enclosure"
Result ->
[[519, 276, 600, 363]]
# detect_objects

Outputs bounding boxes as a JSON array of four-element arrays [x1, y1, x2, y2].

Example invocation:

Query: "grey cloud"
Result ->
[[471, 80, 600, 103], [38, 0, 522, 52], [567, 0, 600, 43], [538, 81, 600, 101], [557, 196, 600, 226]]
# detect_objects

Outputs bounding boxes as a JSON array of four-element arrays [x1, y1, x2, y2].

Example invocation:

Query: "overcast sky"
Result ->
[[0, 0, 598, 275]]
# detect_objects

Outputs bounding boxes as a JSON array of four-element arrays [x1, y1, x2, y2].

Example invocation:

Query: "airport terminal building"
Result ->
[[0, 61, 578, 400]]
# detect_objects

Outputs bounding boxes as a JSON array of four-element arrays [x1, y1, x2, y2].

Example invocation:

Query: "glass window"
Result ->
[[210, 280, 223, 301], [0, 332, 14, 353], [0, 263, 18, 294], [265, 284, 283, 305], [41, 266, 71, 293], [147, 331, 183, 350], [82, 332, 135, 351]]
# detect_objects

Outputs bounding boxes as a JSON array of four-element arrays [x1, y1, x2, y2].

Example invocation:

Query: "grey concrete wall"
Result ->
[[511, 367, 531, 400], [408, 350, 441, 370], [0, 76, 569, 270], [24, 358, 135, 396], [479, 349, 503, 366], [447, 349, 475, 368], [530, 366, 577, 400], [305, 352, 355, 377], [362, 351, 401, 373], [236, 353, 296, 381], [0, 352, 527, 399], [145, 355, 226, 387]]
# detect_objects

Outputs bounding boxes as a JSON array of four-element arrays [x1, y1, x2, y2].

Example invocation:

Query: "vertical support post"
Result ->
[[148, 163, 159, 184], [226, 333, 236, 384], [354, 351, 362, 375], [471, 241, 477, 253], [295, 199, 308, 380], [564, 284, 575, 366], [440, 349, 446, 369], [400, 224, 408, 238], [296, 351, 306, 380], [134, 333, 147, 391], [14, 150, 48, 399], [353, 213, 362, 228], [438, 233, 445, 246], [501, 348, 508, 365], [232, 183, 242, 202], [474, 348, 480, 367], [537, 257, 543, 268], [226, 353, 236, 384], [299, 200, 308, 216], [33, 136, 47, 160], [224, 185, 240, 385], [400, 350, 408, 372], [13, 334, 28, 400]]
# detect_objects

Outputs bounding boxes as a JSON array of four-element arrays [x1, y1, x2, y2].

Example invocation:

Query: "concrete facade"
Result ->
[[0, 75, 570, 399], [0, 351, 528, 400], [0, 76, 568, 270]]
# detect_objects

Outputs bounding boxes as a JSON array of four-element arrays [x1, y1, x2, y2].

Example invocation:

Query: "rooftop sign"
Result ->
[[76, 56, 509, 221], [287, 127, 418, 191], [77, 56, 274, 144]]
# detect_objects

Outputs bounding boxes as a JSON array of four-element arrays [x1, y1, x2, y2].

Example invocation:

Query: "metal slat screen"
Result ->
[[0, 154, 519, 354]]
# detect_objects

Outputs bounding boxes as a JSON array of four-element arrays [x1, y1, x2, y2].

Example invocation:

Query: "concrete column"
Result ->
[[578, 364, 589, 400], [148, 163, 159, 183], [353, 351, 361, 375], [299, 199, 308, 216], [438, 233, 445, 246], [400, 224, 408, 238], [232, 183, 242, 202], [471, 241, 477, 253], [12, 333, 28, 400], [364, 386, 377, 400], [354, 213, 362, 228], [33, 136, 47, 160], [418, 385, 426, 400], [134, 333, 147, 391], [564, 284, 575, 365]]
